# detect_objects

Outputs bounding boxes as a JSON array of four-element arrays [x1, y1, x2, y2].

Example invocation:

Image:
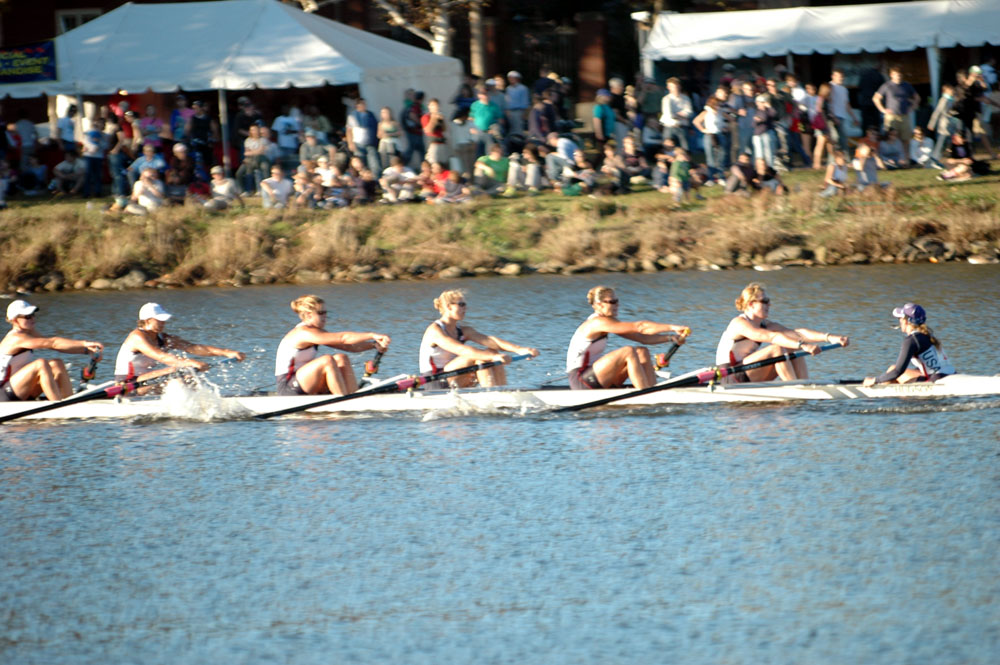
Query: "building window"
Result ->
[[55, 9, 102, 34]]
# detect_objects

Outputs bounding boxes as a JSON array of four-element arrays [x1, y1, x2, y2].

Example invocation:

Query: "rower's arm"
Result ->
[[134, 334, 206, 370], [872, 337, 918, 384], [600, 319, 689, 343], [167, 335, 244, 361], [428, 325, 497, 362], [304, 329, 390, 353], [17, 335, 103, 355], [467, 328, 539, 358]]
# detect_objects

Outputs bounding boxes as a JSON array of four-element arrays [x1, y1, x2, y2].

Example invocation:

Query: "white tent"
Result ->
[[1, 0, 462, 146], [638, 0, 1000, 100]]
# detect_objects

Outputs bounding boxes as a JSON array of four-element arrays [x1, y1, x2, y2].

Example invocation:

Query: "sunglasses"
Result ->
[[19, 313, 36, 320], [601, 299, 620, 305], [315, 310, 328, 316], [754, 298, 771, 305], [454, 302, 467, 307]]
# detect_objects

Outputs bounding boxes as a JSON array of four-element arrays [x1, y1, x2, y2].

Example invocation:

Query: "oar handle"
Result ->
[[363, 348, 385, 377], [80, 352, 101, 382], [655, 329, 689, 369]]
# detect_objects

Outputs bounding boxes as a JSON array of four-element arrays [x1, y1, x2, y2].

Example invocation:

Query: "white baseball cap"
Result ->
[[138, 302, 172, 321], [6, 299, 39, 320]]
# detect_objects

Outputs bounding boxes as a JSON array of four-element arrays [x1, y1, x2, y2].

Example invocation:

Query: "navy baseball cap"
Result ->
[[892, 303, 926, 325]]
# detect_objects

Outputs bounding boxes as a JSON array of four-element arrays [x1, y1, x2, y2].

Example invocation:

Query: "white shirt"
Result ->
[[660, 94, 693, 128], [261, 176, 292, 204], [271, 115, 301, 151], [210, 177, 240, 201], [57, 116, 76, 143]]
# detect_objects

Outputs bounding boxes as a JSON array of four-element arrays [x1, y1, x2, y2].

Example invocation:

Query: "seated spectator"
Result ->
[[599, 143, 627, 194], [347, 155, 378, 204], [299, 130, 326, 164], [819, 150, 850, 198], [505, 145, 545, 194], [203, 166, 243, 211], [261, 166, 292, 209], [291, 170, 321, 209], [125, 167, 165, 215], [434, 171, 472, 204], [909, 127, 936, 169], [856, 127, 880, 158], [50, 151, 85, 196], [651, 148, 673, 191], [428, 161, 452, 200], [668, 147, 703, 202], [878, 128, 907, 169], [724, 153, 758, 195], [640, 115, 663, 162], [474, 144, 509, 195], [415, 160, 436, 200], [316, 155, 337, 187], [127, 143, 168, 188], [562, 150, 597, 195], [379, 155, 418, 203], [620, 134, 650, 185], [937, 132, 979, 182], [20, 155, 47, 195], [854, 143, 889, 191], [754, 157, 786, 194]]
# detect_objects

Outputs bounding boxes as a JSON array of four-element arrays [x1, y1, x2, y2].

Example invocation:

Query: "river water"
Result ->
[[2, 264, 999, 664]]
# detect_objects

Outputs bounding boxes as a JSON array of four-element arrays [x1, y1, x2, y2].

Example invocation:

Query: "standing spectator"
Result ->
[[592, 89, 616, 153], [693, 97, 724, 182], [732, 81, 757, 159], [302, 105, 333, 145], [812, 83, 834, 169], [346, 98, 380, 174], [260, 165, 292, 209], [272, 105, 302, 169], [927, 83, 958, 164], [960, 66, 999, 158], [451, 81, 476, 119], [376, 106, 402, 169], [235, 124, 270, 193], [787, 74, 813, 160], [232, 99, 263, 161], [873, 66, 920, 160], [608, 77, 630, 152], [422, 98, 448, 166], [186, 101, 217, 169], [58, 105, 78, 152], [505, 71, 529, 135], [527, 94, 557, 144], [857, 67, 885, 136], [469, 88, 503, 157], [138, 104, 163, 151], [829, 69, 858, 153], [637, 77, 664, 127], [0, 159, 14, 208], [533, 65, 555, 97], [402, 90, 425, 170], [105, 115, 130, 206], [80, 117, 106, 198], [169, 95, 194, 142], [487, 77, 508, 132], [751, 94, 777, 168], [659, 77, 693, 150], [765, 79, 791, 169], [14, 109, 37, 171]]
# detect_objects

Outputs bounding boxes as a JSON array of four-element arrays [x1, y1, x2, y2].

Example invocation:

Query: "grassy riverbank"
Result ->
[[2, 167, 999, 292]]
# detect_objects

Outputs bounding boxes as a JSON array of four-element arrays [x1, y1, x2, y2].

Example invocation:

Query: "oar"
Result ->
[[254, 353, 532, 420], [557, 342, 843, 413], [0, 368, 184, 424]]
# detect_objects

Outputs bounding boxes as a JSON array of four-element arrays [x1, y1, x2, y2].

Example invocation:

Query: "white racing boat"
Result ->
[[2, 374, 999, 422]]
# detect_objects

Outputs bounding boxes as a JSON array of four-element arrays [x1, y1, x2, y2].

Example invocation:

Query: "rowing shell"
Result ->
[[2, 374, 999, 422]]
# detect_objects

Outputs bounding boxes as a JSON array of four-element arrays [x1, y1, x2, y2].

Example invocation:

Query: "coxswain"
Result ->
[[863, 303, 954, 386]]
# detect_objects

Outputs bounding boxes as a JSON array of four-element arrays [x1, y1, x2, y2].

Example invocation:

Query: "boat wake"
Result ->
[[848, 397, 1000, 415], [133, 378, 251, 422]]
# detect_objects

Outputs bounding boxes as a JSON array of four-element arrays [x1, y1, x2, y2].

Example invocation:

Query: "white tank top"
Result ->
[[114, 332, 165, 378], [703, 108, 720, 134], [715, 314, 763, 365], [566, 314, 609, 374], [0, 347, 33, 385], [418, 320, 465, 374], [274, 323, 319, 379], [909, 338, 955, 378]]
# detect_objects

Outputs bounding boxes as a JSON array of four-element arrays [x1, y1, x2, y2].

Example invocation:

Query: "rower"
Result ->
[[863, 303, 954, 386], [566, 286, 689, 390], [275, 295, 390, 396], [715, 282, 849, 383], [115, 303, 244, 394], [418, 289, 539, 389], [1, 300, 104, 402]]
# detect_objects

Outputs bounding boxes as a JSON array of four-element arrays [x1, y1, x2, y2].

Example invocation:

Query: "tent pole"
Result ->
[[217, 89, 231, 176], [926, 42, 940, 105]]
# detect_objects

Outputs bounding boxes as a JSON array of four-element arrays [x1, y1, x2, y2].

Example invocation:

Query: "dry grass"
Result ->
[[2, 166, 999, 289]]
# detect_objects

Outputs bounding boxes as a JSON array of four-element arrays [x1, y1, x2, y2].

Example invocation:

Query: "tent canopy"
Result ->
[[1, 0, 462, 116], [642, 0, 1000, 61]]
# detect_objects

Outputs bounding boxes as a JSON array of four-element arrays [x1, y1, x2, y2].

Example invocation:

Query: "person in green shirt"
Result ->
[[592, 89, 616, 150], [473, 144, 509, 195], [469, 89, 504, 158]]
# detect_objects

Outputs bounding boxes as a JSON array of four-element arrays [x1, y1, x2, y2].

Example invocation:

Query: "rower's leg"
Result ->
[[33, 359, 61, 400], [592, 347, 637, 388], [296, 355, 348, 395], [49, 360, 73, 399], [442, 356, 479, 388], [635, 347, 655, 388], [478, 365, 506, 387], [333, 354, 358, 394]]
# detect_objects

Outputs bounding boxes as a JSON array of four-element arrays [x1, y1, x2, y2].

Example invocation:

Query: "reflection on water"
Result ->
[[2, 264, 999, 664]]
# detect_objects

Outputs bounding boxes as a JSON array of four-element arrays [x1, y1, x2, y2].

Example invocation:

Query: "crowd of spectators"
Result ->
[[0, 57, 996, 212]]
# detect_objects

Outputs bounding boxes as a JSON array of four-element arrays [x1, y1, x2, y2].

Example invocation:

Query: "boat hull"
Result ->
[[2, 374, 999, 422]]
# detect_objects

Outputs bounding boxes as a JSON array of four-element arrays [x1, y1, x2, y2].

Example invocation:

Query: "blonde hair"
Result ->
[[735, 282, 766, 311], [433, 289, 466, 315], [291, 294, 324, 318], [911, 322, 941, 349], [587, 285, 616, 305]]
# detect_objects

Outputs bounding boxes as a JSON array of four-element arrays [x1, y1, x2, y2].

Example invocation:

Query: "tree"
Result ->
[[286, 0, 341, 12], [370, 0, 478, 57]]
